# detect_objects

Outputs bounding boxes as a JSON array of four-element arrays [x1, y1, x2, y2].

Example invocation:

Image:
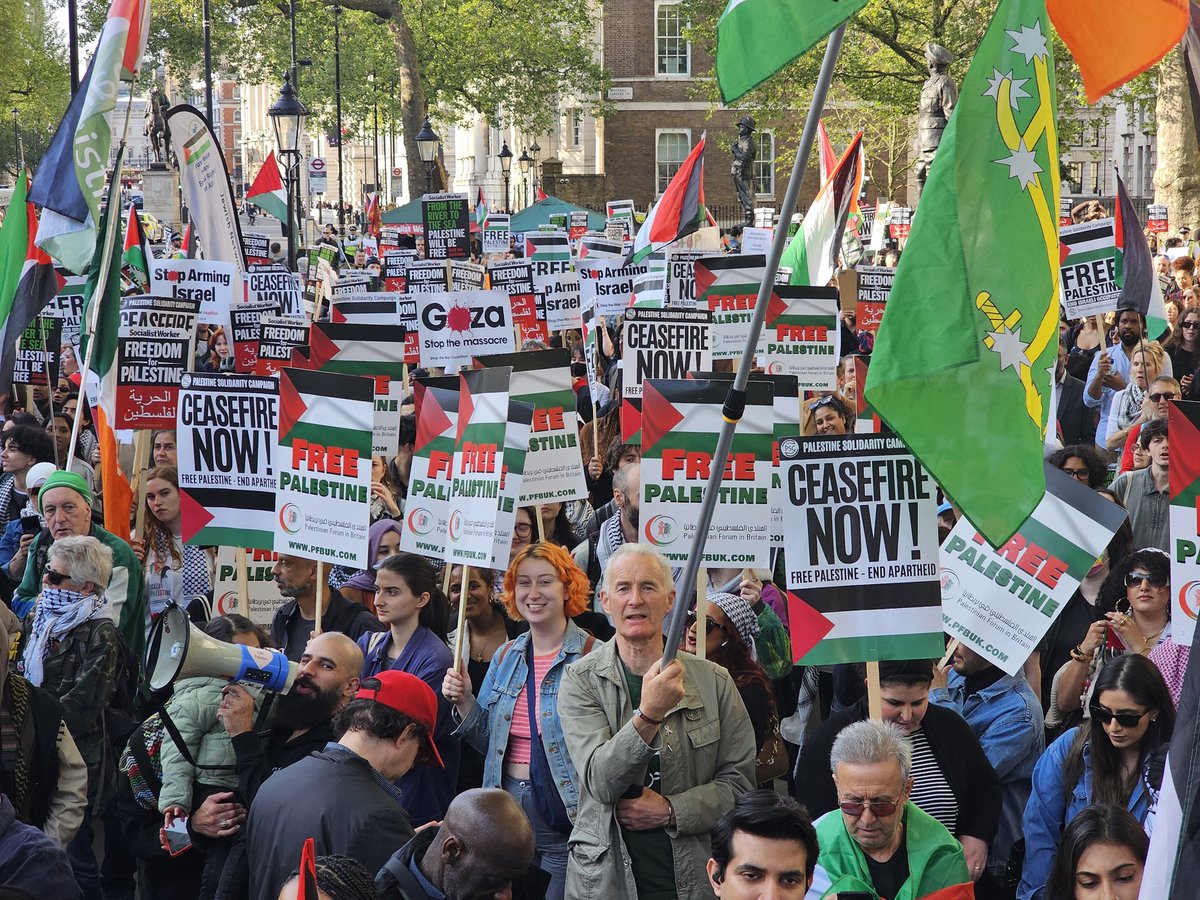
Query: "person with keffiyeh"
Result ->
[[17, 534, 121, 900], [131, 465, 213, 625]]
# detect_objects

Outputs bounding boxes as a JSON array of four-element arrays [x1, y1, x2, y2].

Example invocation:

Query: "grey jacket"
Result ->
[[559, 640, 756, 899]]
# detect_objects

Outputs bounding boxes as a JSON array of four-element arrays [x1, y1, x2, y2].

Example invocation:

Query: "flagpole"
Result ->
[[662, 23, 848, 664]]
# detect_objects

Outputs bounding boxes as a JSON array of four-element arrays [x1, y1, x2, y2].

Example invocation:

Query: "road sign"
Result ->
[[392, 167, 402, 177], [308, 157, 328, 193]]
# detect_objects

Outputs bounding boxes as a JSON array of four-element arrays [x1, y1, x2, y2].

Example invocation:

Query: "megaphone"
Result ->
[[146, 604, 299, 693]]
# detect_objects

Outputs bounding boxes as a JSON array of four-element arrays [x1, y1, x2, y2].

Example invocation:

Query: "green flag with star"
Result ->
[[863, 0, 1059, 547]]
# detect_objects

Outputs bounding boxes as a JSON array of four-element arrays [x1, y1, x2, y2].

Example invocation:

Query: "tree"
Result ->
[[109, 0, 609, 199], [1, 0, 69, 181]]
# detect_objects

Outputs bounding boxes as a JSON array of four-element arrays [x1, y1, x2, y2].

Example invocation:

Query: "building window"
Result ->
[[753, 131, 775, 195], [1066, 162, 1083, 194], [656, 3, 689, 75], [571, 110, 583, 148], [656, 130, 691, 193]]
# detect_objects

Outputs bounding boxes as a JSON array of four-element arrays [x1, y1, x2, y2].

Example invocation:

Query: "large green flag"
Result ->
[[863, 0, 1059, 547]]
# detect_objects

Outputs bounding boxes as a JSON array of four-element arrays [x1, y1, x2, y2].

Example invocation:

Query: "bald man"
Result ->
[[375, 788, 537, 900], [209, 633, 365, 897]]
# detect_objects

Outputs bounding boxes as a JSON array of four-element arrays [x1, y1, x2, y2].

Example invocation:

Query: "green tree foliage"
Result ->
[[1, 0, 70, 181]]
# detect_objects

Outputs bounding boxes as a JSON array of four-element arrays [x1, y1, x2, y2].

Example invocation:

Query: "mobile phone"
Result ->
[[20, 514, 40, 536], [163, 817, 193, 857]]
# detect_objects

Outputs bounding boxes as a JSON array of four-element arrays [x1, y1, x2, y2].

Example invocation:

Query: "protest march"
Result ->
[[2, 0, 1200, 898]]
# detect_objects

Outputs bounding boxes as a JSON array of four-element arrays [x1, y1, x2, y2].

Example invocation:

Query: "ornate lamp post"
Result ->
[[498, 141, 513, 213], [268, 73, 308, 270], [415, 117, 440, 195]]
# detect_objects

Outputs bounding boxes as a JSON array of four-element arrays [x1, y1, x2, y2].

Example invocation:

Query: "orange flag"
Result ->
[[1048, 0, 1188, 103]]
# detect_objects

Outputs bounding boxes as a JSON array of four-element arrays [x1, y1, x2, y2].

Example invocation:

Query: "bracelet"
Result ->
[[1070, 645, 1092, 664], [634, 708, 662, 726]]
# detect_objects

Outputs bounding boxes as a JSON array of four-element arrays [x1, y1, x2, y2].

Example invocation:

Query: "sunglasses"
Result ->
[[1062, 467, 1090, 481], [44, 568, 70, 586], [1181, 321, 1200, 329], [808, 395, 837, 411], [839, 799, 900, 818], [1124, 571, 1167, 588], [1089, 705, 1152, 728], [685, 609, 726, 635], [1149, 392, 1179, 402]]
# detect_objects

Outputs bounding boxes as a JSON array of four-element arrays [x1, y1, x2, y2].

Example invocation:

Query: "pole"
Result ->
[[284, 152, 297, 270], [334, 4, 344, 229], [67, 0, 79, 93], [372, 87, 380, 203], [202, 0, 214, 125], [288, 0, 299, 89], [503, 171, 511, 214], [661, 22, 848, 665]]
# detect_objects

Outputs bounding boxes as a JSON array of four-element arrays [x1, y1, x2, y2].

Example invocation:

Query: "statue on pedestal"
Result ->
[[146, 87, 174, 168], [915, 43, 957, 198], [731, 115, 757, 225]]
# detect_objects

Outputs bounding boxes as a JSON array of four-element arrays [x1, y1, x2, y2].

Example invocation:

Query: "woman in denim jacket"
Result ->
[[1019, 654, 1173, 900], [442, 542, 599, 900]]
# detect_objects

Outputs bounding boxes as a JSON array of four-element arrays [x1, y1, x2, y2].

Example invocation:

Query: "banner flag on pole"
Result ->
[[247, 150, 290, 224], [780, 132, 863, 287], [627, 135, 706, 265], [864, 0, 1060, 547], [122, 206, 152, 290]]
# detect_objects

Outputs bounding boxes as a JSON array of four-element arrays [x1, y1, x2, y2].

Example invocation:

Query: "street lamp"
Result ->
[[498, 141, 513, 214], [415, 117, 440, 195], [530, 141, 541, 197], [268, 73, 309, 271], [518, 148, 532, 207]]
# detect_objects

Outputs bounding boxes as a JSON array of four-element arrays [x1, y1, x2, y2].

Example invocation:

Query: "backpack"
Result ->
[[119, 712, 167, 811]]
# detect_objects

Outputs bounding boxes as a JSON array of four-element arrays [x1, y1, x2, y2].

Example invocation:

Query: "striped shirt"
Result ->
[[906, 725, 958, 834], [505, 651, 559, 766]]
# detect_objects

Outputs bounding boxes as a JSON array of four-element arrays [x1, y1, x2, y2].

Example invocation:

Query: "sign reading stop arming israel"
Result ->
[[639, 378, 773, 568], [940, 465, 1129, 676], [1059, 218, 1120, 319]]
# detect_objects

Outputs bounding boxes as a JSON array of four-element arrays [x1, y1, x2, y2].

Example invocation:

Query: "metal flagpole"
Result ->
[[662, 23, 848, 664]]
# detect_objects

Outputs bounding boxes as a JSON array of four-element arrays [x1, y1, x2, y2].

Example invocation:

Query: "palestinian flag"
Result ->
[[0, 170, 63, 396], [279, 367, 374, 454], [1168, 400, 1200, 648], [247, 150, 289, 223], [475, 185, 489, 229], [181, 223, 198, 259], [447, 366, 512, 568], [330, 295, 400, 323], [122, 206, 152, 290], [536, 186, 548, 202], [628, 134, 706, 265], [818, 121, 836, 184], [525, 232, 571, 262], [780, 131, 863, 287], [400, 378, 460, 560], [309, 321, 407, 377], [1114, 169, 1169, 337]]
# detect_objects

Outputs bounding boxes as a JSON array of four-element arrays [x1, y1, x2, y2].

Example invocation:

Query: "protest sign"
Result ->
[[630, 270, 666, 308], [490, 399, 534, 568], [696, 254, 769, 359], [246, 264, 304, 320], [525, 232, 573, 278], [488, 259, 535, 299], [1169, 401, 1200, 646], [579, 234, 624, 260], [275, 368, 374, 567], [256, 317, 309, 377], [213, 547, 279, 628], [888, 206, 912, 239], [621, 308, 712, 442], [416, 290, 516, 368], [867, 201, 892, 252], [406, 259, 450, 293], [940, 464, 1128, 676], [243, 233, 272, 265], [1059, 218, 1120, 318], [1059, 196, 1073, 228], [761, 285, 841, 390], [607, 199, 635, 237], [383, 249, 418, 291], [150, 258, 237, 329], [379, 227, 405, 252], [450, 260, 486, 291], [854, 265, 894, 333], [116, 297, 197, 429], [579, 259, 647, 319], [666, 250, 709, 308], [548, 213, 568, 231], [639, 378, 773, 568], [330, 293, 402, 324], [534, 271, 582, 331], [580, 306, 603, 406], [446, 367, 511, 565], [331, 275, 373, 297], [742, 227, 772, 256], [230, 301, 279, 374], [14, 317, 60, 388], [1147, 204, 1169, 234], [473, 350, 588, 503], [400, 377, 459, 560], [177, 373, 279, 550], [483, 214, 510, 255], [605, 219, 627, 243], [44, 274, 87, 346], [422, 193, 471, 260], [858, 206, 876, 246], [780, 434, 942, 664]]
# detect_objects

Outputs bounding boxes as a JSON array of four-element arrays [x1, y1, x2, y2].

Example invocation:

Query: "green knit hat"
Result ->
[[37, 470, 93, 512]]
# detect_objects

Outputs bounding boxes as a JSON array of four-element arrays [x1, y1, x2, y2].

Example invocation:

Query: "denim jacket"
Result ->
[[452, 620, 595, 818], [1018, 727, 1159, 900], [930, 670, 1044, 877]]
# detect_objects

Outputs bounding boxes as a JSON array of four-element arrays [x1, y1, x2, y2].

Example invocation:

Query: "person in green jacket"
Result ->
[[808, 720, 973, 900]]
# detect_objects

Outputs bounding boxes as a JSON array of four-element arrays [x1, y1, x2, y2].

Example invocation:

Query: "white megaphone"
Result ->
[[146, 604, 299, 693]]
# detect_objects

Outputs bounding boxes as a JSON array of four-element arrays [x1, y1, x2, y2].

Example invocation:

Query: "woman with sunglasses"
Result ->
[[1044, 804, 1149, 900], [1049, 549, 1186, 727], [1113, 375, 1180, 474], [683, 592, 780, 785], [1164, 307, 1200, 394], [1019, 654, 1173, 900], [441, 543, 598, 900]]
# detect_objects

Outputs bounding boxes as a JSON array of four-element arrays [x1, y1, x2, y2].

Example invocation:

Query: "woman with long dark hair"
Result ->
[[1044, 804, 1148, 900], [1020, 654, 1173, 899], [135, 466, 213, 625]]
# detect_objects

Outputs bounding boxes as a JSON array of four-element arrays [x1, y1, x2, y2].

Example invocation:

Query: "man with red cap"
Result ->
[[245, 669, 444, 900]]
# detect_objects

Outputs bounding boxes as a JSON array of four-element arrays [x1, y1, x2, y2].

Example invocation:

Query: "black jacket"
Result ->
[[795, 697, 1001, 844], [269, 589, 383, 660], [1056, 372, 1093, 448], [375, 827, 551, 900], [247, 744, 415, 900]]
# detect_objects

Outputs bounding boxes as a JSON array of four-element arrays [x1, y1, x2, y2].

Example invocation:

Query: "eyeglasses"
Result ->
[[1062, 467, 1091, 481], [1124, 571, 1167, 588], [808, 395, 837, 411], [838, 799, 900, 818], [1149, 392, 1179, 402], [685, 609, 726, 635], [1089, 705, 1152, 728], [513, 523, 533, 538], [44, 568, 70, 586]]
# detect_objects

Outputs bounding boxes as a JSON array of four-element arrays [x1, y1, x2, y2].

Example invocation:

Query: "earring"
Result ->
[[1116, 598, 1132, 616]]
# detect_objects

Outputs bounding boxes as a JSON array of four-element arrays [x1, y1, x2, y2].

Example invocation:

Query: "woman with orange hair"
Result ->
[[441, 542, 599, 900]]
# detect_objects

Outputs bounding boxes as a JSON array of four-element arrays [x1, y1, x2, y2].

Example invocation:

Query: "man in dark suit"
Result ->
[[1056, 337, 1093, 447]]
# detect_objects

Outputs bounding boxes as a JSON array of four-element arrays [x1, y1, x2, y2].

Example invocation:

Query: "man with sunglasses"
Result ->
[[1109, 418, 1170, 552], [1115, 375, 1179, 473], [807, 720, 972, 900]]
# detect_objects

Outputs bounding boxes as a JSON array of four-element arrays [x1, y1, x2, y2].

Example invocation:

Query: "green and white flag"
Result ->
[[447, 367, 511, 565]]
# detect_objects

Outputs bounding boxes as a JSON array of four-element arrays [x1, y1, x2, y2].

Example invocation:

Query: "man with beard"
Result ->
[[574, 461, 640, 592], [202, 633, 364, 899], [1084, 307, 1173, 453], [269, 554, 383, 660]]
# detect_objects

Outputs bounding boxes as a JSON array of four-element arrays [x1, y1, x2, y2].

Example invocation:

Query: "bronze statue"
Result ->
[[915, 43, 957, 197], [731, 115, 757, 225], [146, 88, 174, 168]]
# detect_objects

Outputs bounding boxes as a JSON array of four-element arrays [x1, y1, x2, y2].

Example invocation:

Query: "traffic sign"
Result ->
[[308, 157, 328, 193]]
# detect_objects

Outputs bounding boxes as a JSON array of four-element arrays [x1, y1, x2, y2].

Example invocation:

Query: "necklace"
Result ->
[[470, 621, 506, 662]]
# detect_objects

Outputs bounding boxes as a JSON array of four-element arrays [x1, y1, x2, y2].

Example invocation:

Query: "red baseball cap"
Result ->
[[356, 670, 445, 768]]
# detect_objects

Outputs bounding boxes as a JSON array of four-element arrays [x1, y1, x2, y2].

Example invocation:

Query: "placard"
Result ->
[[489, 399, 534, 569], [667, 250, 709, 309], [1169, 401, 1200, 647], [243, 233, 272, 265], [415, 290, 516, 367], [255, 316, 309, 377], [150, 258, 237, 329], [383, 249, 418, 291], [422, 192, 471, 260], [13, 317, 60, 387], [742, 226, 773, 256], [579, 259, 647, 319], [116, 301, 193, 430], [406, 259, 450, 294], [855, 265, 894, 333], [534, 271, 582, 331], [446, 367, 511, 565], [230, 301, 279, 374], [761, 285, 841, 390], [213, 547, 279, 628], [579, 234, 624, 260], [245, 264, 304, 320], [44, 274, 87, 346], [621, 308, 712, 442], [606, 199, 635, 237], [1059, 196, 1073, 228], [483, 214, 510, 255], [696, 254, 768, 360], [330, 293, 402, 324], [888, 206, 912, 239], [449, 260, 486, 291], [400, 377, 459, 560], [525, 232, 572, 279], [1147, 204, 1169, 234], [1059, 218, 1119, 318]]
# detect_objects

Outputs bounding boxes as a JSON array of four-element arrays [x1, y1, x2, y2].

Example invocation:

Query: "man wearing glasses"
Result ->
[[807, 720, 972, 900], [1109, 418, 1170, 551]]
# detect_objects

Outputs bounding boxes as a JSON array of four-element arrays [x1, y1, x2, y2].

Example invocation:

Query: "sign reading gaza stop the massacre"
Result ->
[[415, 290, 515, 368], [1059, 218, 1120, 318], [422, 193, 471, 260], [116, 296, 201, 430], [940, 465, 1129, 676]]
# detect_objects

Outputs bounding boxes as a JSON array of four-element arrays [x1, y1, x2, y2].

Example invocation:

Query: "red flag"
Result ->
[[536, 186, 548, 202], [297, 837, 318, 900]]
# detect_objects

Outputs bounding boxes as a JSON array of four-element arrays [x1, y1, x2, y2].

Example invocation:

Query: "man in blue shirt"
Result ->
[[930, 643, 1044, 892], [1083, 308, 1172, 449]]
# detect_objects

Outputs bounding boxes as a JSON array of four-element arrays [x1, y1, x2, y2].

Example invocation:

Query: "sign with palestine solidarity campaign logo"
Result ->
[[400, 377, 459, 562]]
